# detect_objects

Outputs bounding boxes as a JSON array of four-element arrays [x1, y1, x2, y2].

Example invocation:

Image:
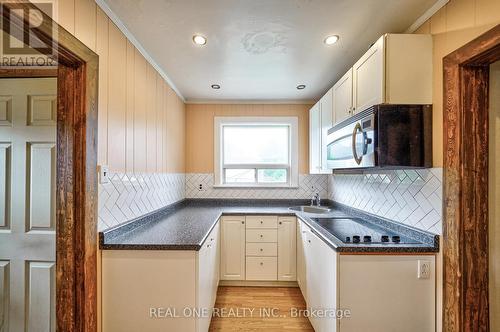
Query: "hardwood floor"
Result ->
[[209, 286, 314, 331]]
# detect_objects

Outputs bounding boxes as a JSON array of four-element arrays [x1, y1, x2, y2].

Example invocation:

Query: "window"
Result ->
[[214, 117, 299, 187]]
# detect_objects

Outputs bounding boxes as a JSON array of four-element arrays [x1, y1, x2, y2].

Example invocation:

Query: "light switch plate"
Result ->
[[98, 165, 109, 184]]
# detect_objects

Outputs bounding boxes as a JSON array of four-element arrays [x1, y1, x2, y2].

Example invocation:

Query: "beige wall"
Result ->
[[56, 0, 186, 173], [185, 104, 311, 174], [489, 60, 500, 332], [412, 1, 500, 331], [414, 0, 500, 167]]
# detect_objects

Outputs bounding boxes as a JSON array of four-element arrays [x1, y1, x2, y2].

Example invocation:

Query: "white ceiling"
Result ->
[[102, 0, 437, 102]]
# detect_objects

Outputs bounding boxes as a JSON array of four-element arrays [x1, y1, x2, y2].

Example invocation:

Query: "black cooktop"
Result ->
[[312, 217, 421, 244]]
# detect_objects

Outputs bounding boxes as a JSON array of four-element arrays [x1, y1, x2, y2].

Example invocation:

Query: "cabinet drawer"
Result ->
[[246, 229, 277, 243], [245, 216, 278, 229], [246, 257, 277, 281], [246, 243, 277, 257]]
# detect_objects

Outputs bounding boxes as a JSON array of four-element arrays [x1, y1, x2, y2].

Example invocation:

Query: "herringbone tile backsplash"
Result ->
[[98, 172, 185, 231], [185, 173, 328, 200], [98, 169, 443, 235], [328, 168, 443, 234]]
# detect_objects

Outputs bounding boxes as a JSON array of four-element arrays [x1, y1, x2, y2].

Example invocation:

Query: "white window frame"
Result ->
[[214, 116, 299, 188]]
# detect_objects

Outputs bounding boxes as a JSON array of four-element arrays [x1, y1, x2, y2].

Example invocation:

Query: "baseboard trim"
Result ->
[[219, 280, 298, 287]]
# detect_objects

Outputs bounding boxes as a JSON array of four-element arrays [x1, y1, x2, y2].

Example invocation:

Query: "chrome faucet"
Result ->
[[311, 193, 321, 207]]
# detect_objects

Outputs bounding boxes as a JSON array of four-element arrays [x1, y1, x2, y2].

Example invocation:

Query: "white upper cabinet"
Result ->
[[384, 34, 432, 105], [352, 36, 385, 114], [351, 33, 432, 115], [309, 102, 321, 174], [309, 89, 333, 174], [320, 88, 333, 173], [332, 68, 354, 125]]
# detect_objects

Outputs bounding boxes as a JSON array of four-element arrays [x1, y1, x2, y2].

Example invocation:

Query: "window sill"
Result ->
[[213, 184, 299, 189]]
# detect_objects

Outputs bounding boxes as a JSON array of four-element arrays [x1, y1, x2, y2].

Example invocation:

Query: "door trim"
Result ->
[[443, 24, 500, 331], [1, 1, 99, 331]]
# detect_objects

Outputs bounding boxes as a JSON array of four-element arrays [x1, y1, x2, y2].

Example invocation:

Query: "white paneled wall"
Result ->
[[186, 174, 328, 200], [328, 168, 443, 234], [98, 172, 185, 231]]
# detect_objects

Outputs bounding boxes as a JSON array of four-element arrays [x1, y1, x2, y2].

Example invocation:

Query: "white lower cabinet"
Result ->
[[245, 215, 279, 280], [246, 256, 278, 280], [220, 216, 246, 280], [197, 222, 220, 332], [296, 220, 308, 299], [277, 216, 297, 281], [102, 221, 220, 332], [304, 225, 338, 332], [297, 219, 436, 332], [219, 215, 297, 282]]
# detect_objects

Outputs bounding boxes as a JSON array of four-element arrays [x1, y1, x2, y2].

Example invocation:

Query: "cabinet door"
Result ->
[[277, 217, 297, 281], [333, 69, 353, 124], [306, 230, 338, 332], [309, 102, 321, 174], [352, 35, 385, 113], [210, 222, 220, 306], [197, 222, 220, 332], [197, 241, 212, 332], [296, 221, 307, 299], [220, 216, 246, 280], [319, 89, 333, 173]]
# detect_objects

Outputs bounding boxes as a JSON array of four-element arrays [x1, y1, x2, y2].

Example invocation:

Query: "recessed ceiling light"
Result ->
[[211, 84, 221, 89], [324, 35, 339, 45], [296, 84, 306, 90], [193, 34, 207, 45]]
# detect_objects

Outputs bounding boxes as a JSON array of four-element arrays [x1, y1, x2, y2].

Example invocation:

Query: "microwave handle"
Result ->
[[352, 123, 363, 165]]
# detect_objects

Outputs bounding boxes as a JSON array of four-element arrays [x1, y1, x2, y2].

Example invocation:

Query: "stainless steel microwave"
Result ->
[[326, 105, 432, 170]]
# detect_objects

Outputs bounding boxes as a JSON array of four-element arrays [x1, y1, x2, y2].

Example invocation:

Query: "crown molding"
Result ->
[[185, 99, 316, 105], [405, 0, 449, 33]]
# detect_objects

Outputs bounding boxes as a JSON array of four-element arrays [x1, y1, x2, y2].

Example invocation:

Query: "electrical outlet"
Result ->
[[418, 260, 431, 279], [98, 165, 109, 184], [198, 183, 204, 191]]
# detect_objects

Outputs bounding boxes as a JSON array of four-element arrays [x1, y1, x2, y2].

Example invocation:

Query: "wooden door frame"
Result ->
[[1, 1, 98, 331], [443, 24, 500, 331]]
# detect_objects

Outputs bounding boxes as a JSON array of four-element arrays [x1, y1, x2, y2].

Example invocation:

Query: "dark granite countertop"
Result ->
[[99, 199, 439, 253]]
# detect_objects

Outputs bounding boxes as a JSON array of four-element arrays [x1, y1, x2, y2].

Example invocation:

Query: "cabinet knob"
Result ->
[[260, 262, 264, 266], [260, 221, 263, 224], [241, 221, 244, 224], [260, 234, 263, 238], [260, 248, 263, 252], [308, 240, 311, 243], [279, 221, 282, 225]]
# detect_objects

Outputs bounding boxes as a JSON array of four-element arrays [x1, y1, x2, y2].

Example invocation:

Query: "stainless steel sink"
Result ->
[[288, 205, 331, 214]]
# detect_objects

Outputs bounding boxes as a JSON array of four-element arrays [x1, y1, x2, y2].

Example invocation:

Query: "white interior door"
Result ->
[[0, 78, 57, 332]]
